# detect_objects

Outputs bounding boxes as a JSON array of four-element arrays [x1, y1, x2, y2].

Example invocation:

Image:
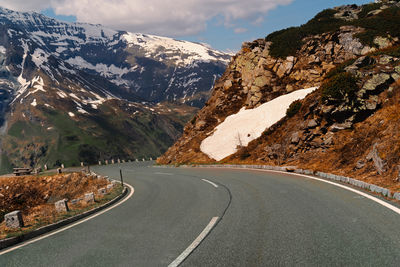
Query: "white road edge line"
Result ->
[[209, 166, 400, 216], [201, 178, 219, 188], [0, 182, 135, 256], [169, 216, 219, 267]]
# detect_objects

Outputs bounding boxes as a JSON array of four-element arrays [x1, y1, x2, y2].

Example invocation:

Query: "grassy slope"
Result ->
[[1, 101, 197, 172]]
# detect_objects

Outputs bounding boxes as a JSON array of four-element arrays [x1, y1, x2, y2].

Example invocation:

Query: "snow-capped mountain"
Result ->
[[0, 7, 230, 171], [0, 7, 230, 105]]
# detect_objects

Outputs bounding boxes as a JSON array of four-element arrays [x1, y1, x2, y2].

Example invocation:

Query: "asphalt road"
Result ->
[[2, 162, 400, 266]]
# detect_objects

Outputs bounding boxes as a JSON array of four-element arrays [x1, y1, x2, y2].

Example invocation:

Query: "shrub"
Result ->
[[321, 72, 359, 102], [357, 2, 382, 18], [370, 44, 400, 57], [286, 100, 302, 118], [265, 3, 400, 58], [324, 58, 356, 79], [78, 144, 99, 165], [266, 8, 344, 58]]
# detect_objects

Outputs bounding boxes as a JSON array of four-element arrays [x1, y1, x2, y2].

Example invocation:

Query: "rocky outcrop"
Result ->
[[158, 1, 400, 193], [232, 26, 374, 109], [158, 24, 380, 164]]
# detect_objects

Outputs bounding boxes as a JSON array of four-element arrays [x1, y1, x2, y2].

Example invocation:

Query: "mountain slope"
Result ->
[[0, 7, 230, 172], [158, 1, 400, 190]]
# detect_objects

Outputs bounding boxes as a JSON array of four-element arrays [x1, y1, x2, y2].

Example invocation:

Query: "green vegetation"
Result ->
[[321, 72, 359, 102], [265, 3, 400, 58], [324, 58, 356, 79], [370, 44, 400, 57], [0, 101, 194, 173], [286, 100, 302, 118], [266, 9, 345, 58]]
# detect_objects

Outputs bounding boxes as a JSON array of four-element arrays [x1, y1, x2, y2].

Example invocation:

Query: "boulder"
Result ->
[[290, 132, 300, 144], [361, 73, 392, 93], [286, 84, 294, 92], [374, 36, 392, 49], [330, 121, 352, 132], [322, 135, 334, 146], [223, 80, 233, 90], [276, 60, 294, 78], [250, 85, 261, 93], [378, 55, 393, 64], [355, 160, 365, 169], [338, 31, 364, 55], [195, 120, 207, 130], [307, 119, 319, 129], [353, 56, 376, 68], [366, 143, 386, 175], [391, 72, 400, 81], [364, 95, 379, 110], [253, 76, 270, 88], [395, 165, 400, 182]]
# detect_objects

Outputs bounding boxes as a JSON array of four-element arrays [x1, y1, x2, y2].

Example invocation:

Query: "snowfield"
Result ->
[[200, 87, 318, 161]]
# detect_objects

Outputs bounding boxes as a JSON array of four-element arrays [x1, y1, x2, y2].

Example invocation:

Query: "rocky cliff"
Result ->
[[158, 1, 400, 190]]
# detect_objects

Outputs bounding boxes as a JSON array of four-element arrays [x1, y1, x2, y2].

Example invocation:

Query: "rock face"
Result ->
[[158, 1, 400, 188], [158, 24, 376, 164], [367, 143, 386, 175]]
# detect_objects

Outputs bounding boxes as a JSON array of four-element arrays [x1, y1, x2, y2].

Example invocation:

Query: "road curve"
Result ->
[[1, 162, 400, 266]]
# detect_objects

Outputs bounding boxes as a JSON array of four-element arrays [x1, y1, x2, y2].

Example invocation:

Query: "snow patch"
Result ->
[[65, 56, 131, 78], [57, 91, 67, 98], [0, 46, 6, 54], [31, 99, 37, 106], [77, 107, 88, 114], [15, 41, 29, 100], [31, 48, 49, 67], [69, 93, 80, 100], [68, 112, 75, 117], [200, 87, 318, 161], [122, 32, 229, 65]]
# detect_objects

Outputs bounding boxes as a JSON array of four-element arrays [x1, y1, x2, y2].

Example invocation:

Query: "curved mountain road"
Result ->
[[2, 162, 400, 266]]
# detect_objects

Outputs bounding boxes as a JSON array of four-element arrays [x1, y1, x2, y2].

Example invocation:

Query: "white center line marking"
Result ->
[[201, 179, 218, 188], [154, 172, 173, 176], [169, 216, 219, 267], [0, 183, 135, 255]]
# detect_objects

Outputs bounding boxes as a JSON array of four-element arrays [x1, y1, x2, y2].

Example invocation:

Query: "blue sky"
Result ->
[[40, 0, 372, 52]]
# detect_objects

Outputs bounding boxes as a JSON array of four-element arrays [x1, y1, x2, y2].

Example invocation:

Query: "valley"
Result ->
[[0, 7, 230, 172]]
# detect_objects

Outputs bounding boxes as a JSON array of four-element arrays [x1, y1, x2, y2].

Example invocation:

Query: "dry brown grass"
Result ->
[[0, 172, 116, 239]]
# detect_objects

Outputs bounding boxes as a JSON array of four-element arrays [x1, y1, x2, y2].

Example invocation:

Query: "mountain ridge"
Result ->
[[0, 7, 231, 172]]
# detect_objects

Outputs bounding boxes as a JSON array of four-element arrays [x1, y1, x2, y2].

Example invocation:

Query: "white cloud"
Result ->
[[0, 0, 52, 12], [0, 0, 293, 37], [234, 27, 248, 34]]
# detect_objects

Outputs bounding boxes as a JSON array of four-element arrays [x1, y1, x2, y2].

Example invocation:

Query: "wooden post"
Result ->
[[119, 168, 124, 187]]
